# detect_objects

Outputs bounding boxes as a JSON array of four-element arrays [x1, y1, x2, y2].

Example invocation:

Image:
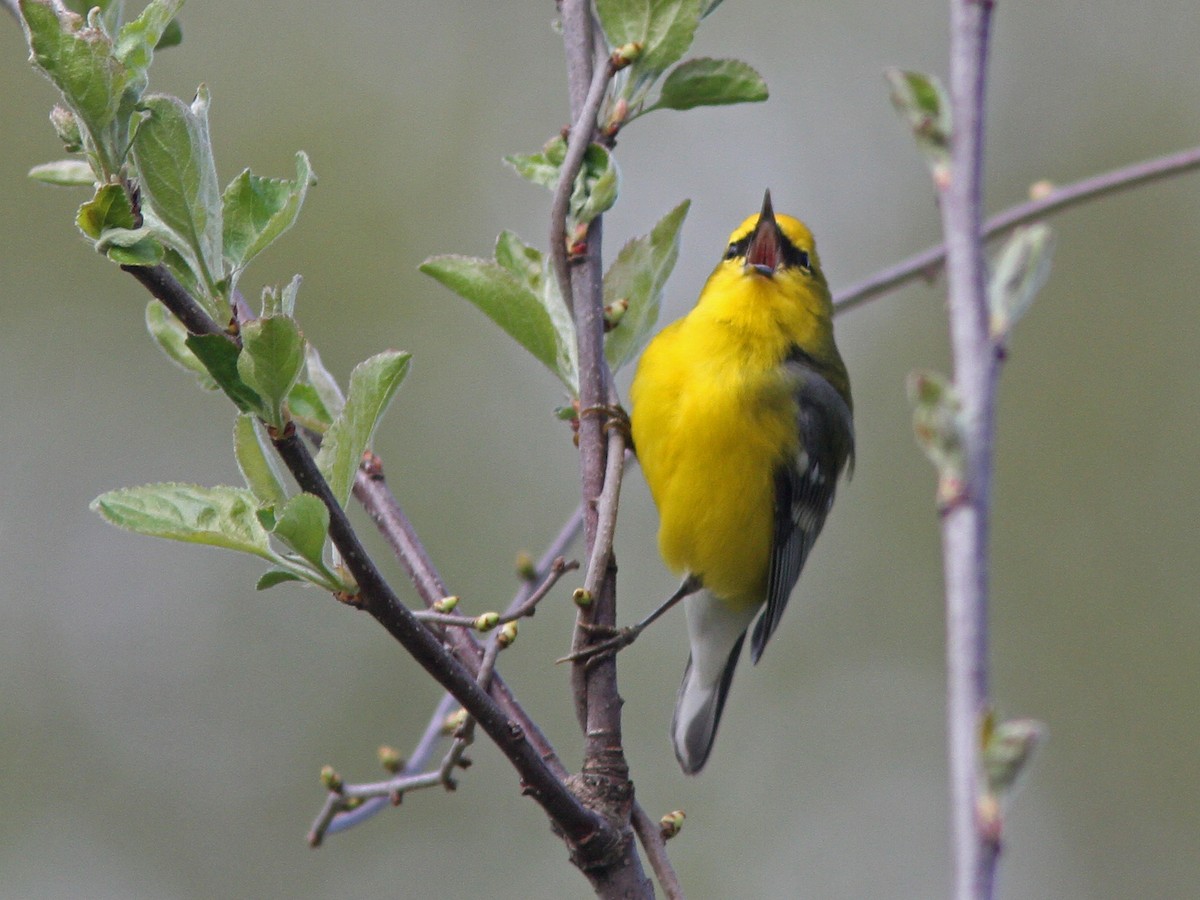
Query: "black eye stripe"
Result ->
[[722, 230, 811, 270]]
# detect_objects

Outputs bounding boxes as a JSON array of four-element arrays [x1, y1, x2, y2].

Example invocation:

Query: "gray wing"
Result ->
[[750, 356, 854, 663]]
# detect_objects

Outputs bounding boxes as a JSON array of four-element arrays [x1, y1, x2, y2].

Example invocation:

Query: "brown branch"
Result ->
[[631, 802, 685, 900], [122, 264, 227, 336], [271, 428, 607, 849], [832, 143, 1200, 315]]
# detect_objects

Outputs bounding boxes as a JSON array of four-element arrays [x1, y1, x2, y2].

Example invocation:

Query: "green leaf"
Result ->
[[91, 483, 274, 559], [20, 1, 127, 154], [505, 138, 617, 228], [99, 227, 164, 266], [603, 200, 689, 372], [114, 0, 184, 94], [237, 315, 306, 428], [260, 274, 302, 318], [287, 383, 333, 434], [315, 350, 411, 508], [988, 224, 1055, 340], [595, 0, 701, 78], [885, 68, 952, 183], [76, 182, 137, 238], [420, 255, 575, 390], [303, 344, 345, 422], [132, 90, 224, 297], [571, 144, 619, 226], [271, 493, 330, 570], [906, 369, 965, 507], [983, 716, 1046, 798], [504, 136, 567, 191], [648, 58, 768, 112], [185, 333, 262, 413], [256, 569, 304, 590], [233, 414, 289, 509], [145, 300, 217, 389], [28, 159, 94, 186], [155, 18, 183, 50], [222, 152, 316, 281]]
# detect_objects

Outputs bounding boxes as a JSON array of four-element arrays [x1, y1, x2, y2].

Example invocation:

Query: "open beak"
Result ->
[[745, 190, 780, 277]]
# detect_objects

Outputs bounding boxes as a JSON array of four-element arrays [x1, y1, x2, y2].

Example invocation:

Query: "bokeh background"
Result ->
[[2, 2, 1198, 898]]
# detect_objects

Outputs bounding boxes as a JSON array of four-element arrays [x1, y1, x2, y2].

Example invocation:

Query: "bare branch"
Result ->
[[122, 265, 227, 337], [833, 143, 1200, 315], [941, 1, 997, 897], [632, 802, 686, 900]]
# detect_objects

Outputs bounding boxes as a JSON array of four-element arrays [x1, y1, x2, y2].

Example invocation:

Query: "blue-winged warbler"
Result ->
[[630, 192, 854, 774]]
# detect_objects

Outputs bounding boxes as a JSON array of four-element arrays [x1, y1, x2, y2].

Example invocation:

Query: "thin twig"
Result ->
[[272, 428, 606, 849], [941, 1, 997, 898], [631, 802, 686, 900], [412, 557, 578, 627], [833, 143, 1200, 314], [312, 692, 459, 841], [351, 457, 567, 776]]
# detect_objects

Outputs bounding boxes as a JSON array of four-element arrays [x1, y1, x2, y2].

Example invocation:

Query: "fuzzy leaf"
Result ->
[[185, 333, 262, 413], [91, 483, 273, 559], [233, 414, 289, 509], [421, 255, 573, 388], [303, 344, 344, 423], [271, 493, 329, 570], [237, 315, 306, 428], [595, 0, 701, 77], [145, 301, 217, 388], [315, 350, 411, 508], [132, 90, 224, 294], [988, 224, 1055, 340], [222, 152, 315, 279], [256, 569, 303, 590], [885, 68, 952, 183], [28, 159, 94, 186], [604, 200, 689, 372], [76, 182, 137, 239], [650, 57, 767, 112], [20, 1, 127, 139]]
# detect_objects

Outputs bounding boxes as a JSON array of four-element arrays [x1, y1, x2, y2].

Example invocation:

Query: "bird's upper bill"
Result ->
[[745, 191, 781, 277]]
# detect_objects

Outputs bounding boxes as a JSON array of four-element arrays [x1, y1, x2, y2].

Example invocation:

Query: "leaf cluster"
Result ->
[[422, 0, 767, 394]]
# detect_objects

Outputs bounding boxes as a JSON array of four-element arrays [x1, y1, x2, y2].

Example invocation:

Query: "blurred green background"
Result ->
[[2, 2, 1198, 898]]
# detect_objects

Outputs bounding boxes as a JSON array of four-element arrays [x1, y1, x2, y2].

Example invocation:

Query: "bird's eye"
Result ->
[[796, 249, 810, 270], [724, 244, 739, 260]]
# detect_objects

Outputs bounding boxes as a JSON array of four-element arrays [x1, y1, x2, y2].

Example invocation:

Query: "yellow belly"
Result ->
[[631, 321, 796, 608]]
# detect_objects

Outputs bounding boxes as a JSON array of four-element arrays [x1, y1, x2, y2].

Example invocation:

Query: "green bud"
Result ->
[[441, 708, 468, 735], [515, 552, 538, 582], [611, 41, 644, 70], [378, 745, 403, 774], [603, 298, 629, 331], [50, 105, 82, 153], [433, 595, 460, 613], [572, 588, 593, 608], [497, 621, 519, 648], [319, 765, 343, 793], [475, 612, 500, 632], [659, 809, 686, 840], [983, 717, 1046, 797]]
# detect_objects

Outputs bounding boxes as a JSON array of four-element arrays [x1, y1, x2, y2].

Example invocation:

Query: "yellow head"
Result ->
[[718, 191, 829, 305]]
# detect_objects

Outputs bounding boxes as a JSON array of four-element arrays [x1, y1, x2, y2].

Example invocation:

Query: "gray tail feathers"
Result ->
[[670, 632, 746, 775]]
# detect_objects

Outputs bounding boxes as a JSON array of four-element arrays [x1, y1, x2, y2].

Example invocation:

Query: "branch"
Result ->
[[271, 428, 607, 849], [941, 2, 997, 898], [315, 504, 585, 840], [116, 262, 612, 859], [350, 456, 567, 775], [632, 803, 685, 900], [833, 143, 1200, 314]]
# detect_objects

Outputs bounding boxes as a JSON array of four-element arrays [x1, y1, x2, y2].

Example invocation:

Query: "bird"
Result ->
[[628, 191, 854, 774]]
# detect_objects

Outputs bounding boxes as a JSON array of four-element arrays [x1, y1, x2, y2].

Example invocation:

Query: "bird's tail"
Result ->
[[670, 590, 758, 774]]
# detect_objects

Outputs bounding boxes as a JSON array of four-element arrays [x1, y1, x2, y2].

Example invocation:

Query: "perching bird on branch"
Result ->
[[630, 191, 854, 774]]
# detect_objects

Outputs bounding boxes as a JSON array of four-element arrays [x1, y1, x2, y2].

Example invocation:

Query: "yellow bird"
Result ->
[[630, 192, 854, 774]]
